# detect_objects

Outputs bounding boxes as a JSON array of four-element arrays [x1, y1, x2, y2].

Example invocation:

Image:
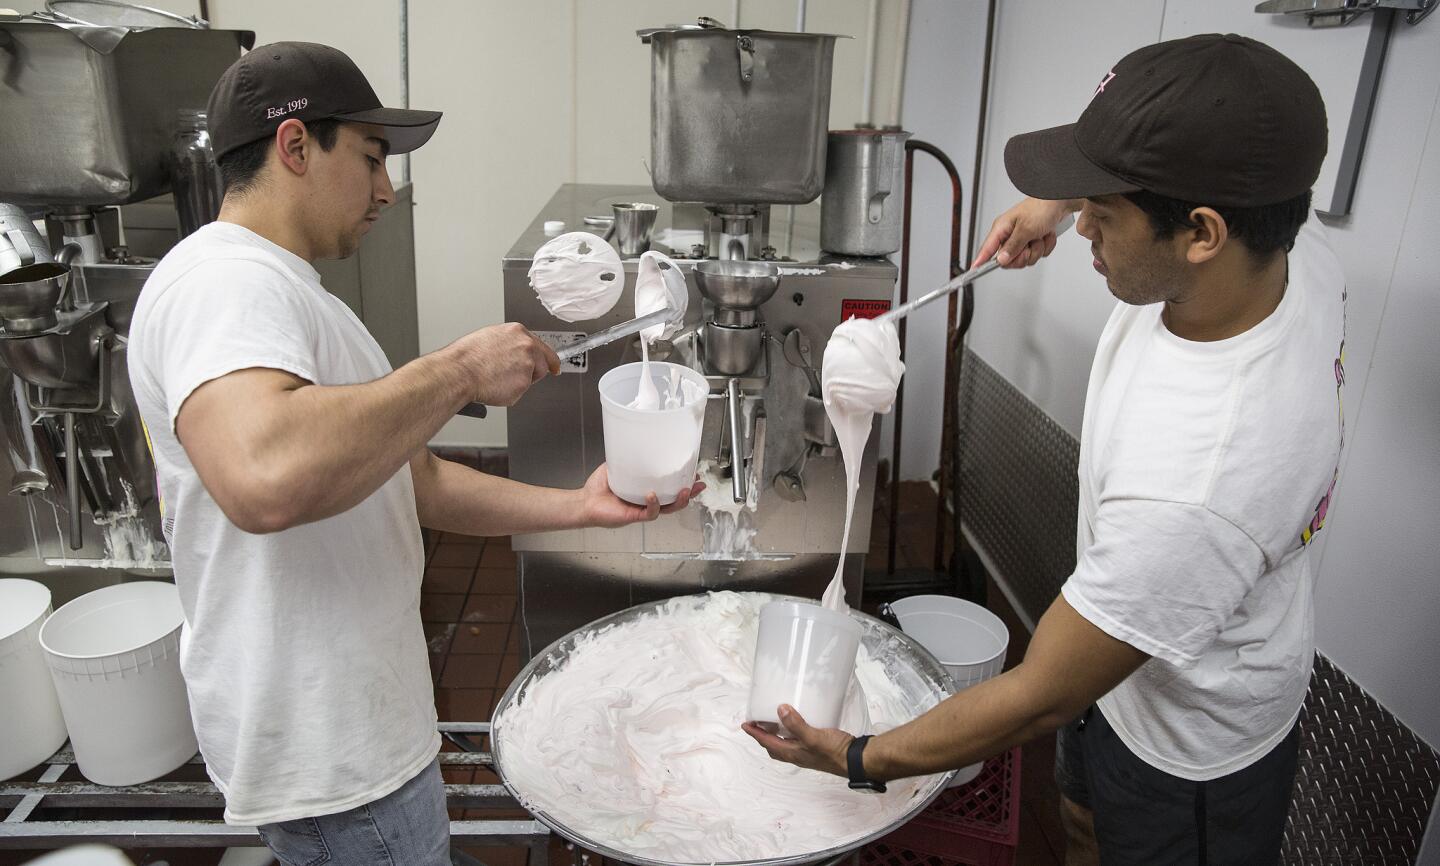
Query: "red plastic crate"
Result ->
[[859, 747, 1021, 866]]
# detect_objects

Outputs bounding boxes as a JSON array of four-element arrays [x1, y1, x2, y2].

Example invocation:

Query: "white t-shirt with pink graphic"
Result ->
[[1063, 215, 1346, 780]]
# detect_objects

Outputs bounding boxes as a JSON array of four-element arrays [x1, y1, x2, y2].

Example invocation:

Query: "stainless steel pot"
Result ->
[[820, 130, 911, 256], [492, 592, 957, 866], [644, 25, 841, 205], [0, 22, 252, 206]]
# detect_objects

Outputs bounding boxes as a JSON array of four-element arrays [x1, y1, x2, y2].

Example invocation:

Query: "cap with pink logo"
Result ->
[[1003, 34, 1327, 208]]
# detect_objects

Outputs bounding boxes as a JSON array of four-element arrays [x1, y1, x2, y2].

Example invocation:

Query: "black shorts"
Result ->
[[1055, 705, 1299, 866]]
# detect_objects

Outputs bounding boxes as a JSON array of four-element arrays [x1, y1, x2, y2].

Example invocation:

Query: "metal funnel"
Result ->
[[0, 262, 70, 333], [693, 259, 781, 311]]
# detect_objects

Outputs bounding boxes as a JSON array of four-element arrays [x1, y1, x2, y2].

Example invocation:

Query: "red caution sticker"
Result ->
[[840, 298, 892, 322]]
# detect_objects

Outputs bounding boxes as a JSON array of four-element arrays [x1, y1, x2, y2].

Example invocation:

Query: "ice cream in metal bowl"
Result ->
[[491, 591, 957, 866]]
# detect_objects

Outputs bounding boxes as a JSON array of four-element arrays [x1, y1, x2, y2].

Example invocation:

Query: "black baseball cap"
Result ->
[[207, 42, 442, 160], [1004, 34, 1327, 208]]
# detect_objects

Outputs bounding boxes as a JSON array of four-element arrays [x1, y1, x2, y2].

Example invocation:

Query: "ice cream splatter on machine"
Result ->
[[527, 231, 624, 323], [493, 592, 937, 863]]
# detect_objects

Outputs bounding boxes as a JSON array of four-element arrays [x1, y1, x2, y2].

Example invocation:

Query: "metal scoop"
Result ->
[[878, 214, 1076, 324], [455, 309, 675, 420]]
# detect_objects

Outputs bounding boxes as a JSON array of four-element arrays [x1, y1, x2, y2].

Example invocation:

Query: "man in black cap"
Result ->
[[745, 34, 1345, 865], [128, 42, 699, 864]]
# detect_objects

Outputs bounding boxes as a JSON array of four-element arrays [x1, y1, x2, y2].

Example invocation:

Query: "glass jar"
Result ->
[[170, 108, 224, 238]]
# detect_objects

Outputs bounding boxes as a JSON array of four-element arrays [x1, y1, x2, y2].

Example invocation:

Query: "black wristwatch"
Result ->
[[846, 735, 887, 793]]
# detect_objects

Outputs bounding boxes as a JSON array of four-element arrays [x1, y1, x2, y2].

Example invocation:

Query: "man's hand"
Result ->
[[741, 705, 853, 778], [972, 197, 1081, 269], [447, 323, 561, 407], [579, 464, 704, 528]]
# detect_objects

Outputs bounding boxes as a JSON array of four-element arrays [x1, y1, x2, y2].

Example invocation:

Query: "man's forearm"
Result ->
[[863, 597, 1147, 781], [251, 348, 471, 526], [863, 665, 1060, 781], [415, 455, 589, 536]]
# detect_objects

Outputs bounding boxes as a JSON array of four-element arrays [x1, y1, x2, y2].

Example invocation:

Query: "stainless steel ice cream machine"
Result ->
[[505, 186, 898, 656], [504, 21, 908, 655]]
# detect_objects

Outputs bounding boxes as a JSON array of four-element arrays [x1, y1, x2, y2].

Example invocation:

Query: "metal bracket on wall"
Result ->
[[1255, 0, 1436, 27], [1254, 3, 1427, 216]]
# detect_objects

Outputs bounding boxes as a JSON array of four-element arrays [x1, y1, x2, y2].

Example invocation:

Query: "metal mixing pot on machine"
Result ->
[[504, 20, 898, 656], [0, 16, 250, 570]]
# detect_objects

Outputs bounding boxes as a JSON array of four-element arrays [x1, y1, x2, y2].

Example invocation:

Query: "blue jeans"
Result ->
[[255, 760, 450, 866]]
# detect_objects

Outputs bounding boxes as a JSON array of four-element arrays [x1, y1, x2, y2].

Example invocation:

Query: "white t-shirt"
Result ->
[[1062, 216, 1346, 781], [128, 222, 438, 825]]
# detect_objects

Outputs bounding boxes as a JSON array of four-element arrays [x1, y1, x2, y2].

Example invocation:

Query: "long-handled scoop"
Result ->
[[455, 308, 675, 419], [555, 308, 672, 361], [878, 214, 1076, 325]]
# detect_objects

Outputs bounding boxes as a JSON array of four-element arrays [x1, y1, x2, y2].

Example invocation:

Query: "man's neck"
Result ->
[[1162, 251, 1287, 342], [216, 196, 317, 264]]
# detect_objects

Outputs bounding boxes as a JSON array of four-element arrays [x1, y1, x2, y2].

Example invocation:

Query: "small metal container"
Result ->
[[646, 26, 840, 205], [0, 204, 52, 277], [821, 130, 911, 256], [611, 202, 658, 257]]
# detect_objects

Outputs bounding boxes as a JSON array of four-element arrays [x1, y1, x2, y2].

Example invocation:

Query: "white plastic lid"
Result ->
[[543, 220, 566, 234]]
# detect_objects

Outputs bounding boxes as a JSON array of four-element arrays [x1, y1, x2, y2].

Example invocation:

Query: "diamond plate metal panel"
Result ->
[[954, 348, 1078, 622], [1282, 654, 1440, 865], [952, 348, 1439, 863]]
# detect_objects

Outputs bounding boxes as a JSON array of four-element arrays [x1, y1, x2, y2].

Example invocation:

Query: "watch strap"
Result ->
[[846, 734, 887, 793]]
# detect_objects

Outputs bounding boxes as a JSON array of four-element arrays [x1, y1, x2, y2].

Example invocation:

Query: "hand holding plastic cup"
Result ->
[[598, 361, 707, 505], [747, 600, 863, 734]]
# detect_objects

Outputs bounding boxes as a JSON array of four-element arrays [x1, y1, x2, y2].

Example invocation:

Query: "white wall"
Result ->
[[939, 0, 1440, 755], [881, 0, 989, 480]]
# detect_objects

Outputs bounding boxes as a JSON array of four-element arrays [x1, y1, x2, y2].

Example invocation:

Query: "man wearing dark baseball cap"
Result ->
[[128, 42, 700, 865], [745, 34, 1344, 866]]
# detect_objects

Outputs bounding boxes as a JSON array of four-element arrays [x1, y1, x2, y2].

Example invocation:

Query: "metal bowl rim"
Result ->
[[491, 591, 958, 866]]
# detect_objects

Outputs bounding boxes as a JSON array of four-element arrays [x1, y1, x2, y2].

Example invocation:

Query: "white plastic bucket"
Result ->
[[38, 581, 198, 786], [748, 600, 862, 733], [598, 361, 708, 505], [888, 594, 1008, 786], [0, 579, 68, 780]]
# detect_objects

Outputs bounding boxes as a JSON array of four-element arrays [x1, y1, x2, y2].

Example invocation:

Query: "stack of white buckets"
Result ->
[[886, 595, 1010, 786], [1, 579, 198, 785]]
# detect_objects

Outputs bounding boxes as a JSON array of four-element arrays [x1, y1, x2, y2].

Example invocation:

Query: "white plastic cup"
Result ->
[[0, 579, 68, 780], [598, 361, 708, 505], [888, 594, 1009, 786], [39, 581, 198, 786], [747, 601, 863, 733]]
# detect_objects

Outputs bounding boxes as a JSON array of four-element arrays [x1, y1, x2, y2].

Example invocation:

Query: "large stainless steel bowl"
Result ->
[[492, 592, 957, 866]]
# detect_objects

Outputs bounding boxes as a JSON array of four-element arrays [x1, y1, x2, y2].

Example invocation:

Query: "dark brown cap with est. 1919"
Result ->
[[206, 41, 442, 161], [1004, 33, 1328, 208]]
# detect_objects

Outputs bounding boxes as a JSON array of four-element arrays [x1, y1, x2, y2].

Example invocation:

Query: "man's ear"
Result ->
[[273, 118, 310, 177], [1185, 207, 1228, 265]]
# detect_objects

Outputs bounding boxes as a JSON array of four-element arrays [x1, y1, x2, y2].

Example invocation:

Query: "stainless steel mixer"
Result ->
[[0, 18, 248, 569]]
